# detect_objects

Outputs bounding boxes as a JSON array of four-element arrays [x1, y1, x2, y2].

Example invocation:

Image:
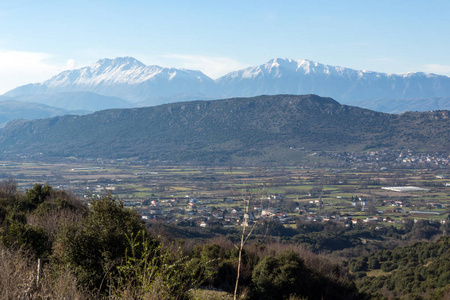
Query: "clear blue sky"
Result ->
[[0, 0, 449, 93]]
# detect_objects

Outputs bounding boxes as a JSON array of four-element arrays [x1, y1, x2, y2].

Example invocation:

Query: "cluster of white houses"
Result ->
[[132, 184, 447, 229]]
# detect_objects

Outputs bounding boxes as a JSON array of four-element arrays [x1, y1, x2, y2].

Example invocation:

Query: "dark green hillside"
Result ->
[[0, 94, 448, 164], [348, 236, 450, 299]]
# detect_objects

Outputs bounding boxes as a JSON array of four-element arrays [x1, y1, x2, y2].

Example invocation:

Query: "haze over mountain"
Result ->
[[0, 100, 86, 128], [0, 95, 448, 165], [4, 57, 450, 113], [355, 97, 450, 114], [0, 91, 133, 112]]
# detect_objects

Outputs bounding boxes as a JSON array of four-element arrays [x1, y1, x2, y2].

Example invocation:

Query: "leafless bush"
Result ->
[[0, 177, 17, 200], [27, 208, 84, 242], [38, 267, 89, 300], [40, 189, 86, 213], [0, 245, 34, 299], [0, 244, 88, 299], [26, 190, 85, 243], [206, 236, 235, 251]]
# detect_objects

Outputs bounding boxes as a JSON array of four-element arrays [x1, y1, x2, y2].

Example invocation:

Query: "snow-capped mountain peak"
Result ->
[[3, 57, 450, 111], [4, 57, 214, 104], [90, 57, 147, 74], [215, 58, 450, 103]]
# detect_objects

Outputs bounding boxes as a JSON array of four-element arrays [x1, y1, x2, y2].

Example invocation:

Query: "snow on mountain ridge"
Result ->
[[233, 58, 367, 79], [215, 58, 450, 102], [4, 56, 450, 109], [43, 57, 213, 87], [3, 57, 216, 105]]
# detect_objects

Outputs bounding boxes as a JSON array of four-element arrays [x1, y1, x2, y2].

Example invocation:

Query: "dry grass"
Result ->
[[366, 269, 391, 277], [110, 277, 171, 300], [38, 267, 89, 300], [0, 246, 35, 299], [189, 288, 234, 300], [0, 244, 88, 299]]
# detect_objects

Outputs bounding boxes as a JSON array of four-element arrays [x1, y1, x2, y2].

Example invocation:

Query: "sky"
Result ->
[[0, 0, 449, 94]]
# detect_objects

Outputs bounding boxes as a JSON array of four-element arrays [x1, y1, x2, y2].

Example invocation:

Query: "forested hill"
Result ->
[[348, 236, 450, 299], [0, 94, 448, 164]]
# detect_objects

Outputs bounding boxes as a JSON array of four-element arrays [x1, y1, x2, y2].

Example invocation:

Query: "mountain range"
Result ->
[[1, 95, 448, 165], [4, 57, 215, 106], [0, 91, 134, 127], [0, 100, 86, 128], [3, 57, 450, 113]]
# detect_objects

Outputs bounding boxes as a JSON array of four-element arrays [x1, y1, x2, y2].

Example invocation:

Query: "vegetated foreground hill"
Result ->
[[0, 94, 448, 164]]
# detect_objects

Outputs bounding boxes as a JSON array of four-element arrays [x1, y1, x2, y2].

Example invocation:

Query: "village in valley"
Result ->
[[1, 150, 449, 236]]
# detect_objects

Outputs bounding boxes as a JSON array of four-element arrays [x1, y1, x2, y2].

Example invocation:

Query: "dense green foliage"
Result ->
[[348, 236, 450, 299], [53, 195, 149, 289], [252, 251, 358, 300], [1, 94, 448, 164], [0, 181, 82, 258], [187, 241, 361, 300], [248, 219, 437, 254]]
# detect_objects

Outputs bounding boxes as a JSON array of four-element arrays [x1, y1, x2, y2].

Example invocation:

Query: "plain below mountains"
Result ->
[[4, 57, 450, 114], [0, 94, 448, 165]]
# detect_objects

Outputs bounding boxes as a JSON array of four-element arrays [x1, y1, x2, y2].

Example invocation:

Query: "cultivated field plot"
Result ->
[[0, 160, 449, 226]]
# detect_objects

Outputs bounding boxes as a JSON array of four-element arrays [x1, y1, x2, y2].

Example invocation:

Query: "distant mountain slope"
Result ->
[[0, 100, 86, 128], [0, 95, 448, 164], [4, 57, 450, 112], [0, 91, 133, 111], [5, 57, 215, 106], [216, 58, 450, 102], [355, 97, 450, 113]]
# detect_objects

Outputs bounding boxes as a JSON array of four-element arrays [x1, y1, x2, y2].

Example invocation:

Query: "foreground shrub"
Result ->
[[53, 195, 148, 292], [252, 251, 311, 300], [252, 250, 360, 300], [109, 231, 203, 300]]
